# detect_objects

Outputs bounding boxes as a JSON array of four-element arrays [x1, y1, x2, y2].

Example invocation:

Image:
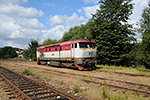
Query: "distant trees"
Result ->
[[0, 46, 17, 59], [132, 1, 150, 68]]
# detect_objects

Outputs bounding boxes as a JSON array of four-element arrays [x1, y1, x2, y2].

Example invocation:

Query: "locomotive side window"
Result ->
[[60, 47, 62, 51], [55, 48, 57, 51], [71, 43, 77, 48], [46, 49, 47, 52], [71, 44, 74, 48], [49, 48, 51, 51], [75, 43, 77, 48]]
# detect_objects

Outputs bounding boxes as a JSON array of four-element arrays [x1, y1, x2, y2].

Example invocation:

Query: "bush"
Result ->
[[22, 69, 35, 77]]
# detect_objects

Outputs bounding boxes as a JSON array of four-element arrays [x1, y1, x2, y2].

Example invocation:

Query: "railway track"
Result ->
[[99, 66, 150, 73], [0, 61, 150, 98], [35, 67, 150, 97], [98, 70, 150, 77], [96, 67, 150, 77], [0, 66, 80, 100], [1, 60, 150, 77]]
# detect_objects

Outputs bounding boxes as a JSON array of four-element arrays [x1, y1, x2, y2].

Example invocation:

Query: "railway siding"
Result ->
[[39, 68, 150, 97], [0, 66, 80, 100], [0, 60, 150, 99]]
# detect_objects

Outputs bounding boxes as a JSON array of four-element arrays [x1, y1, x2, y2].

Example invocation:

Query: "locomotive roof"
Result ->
[[37, 39, 96, 49]]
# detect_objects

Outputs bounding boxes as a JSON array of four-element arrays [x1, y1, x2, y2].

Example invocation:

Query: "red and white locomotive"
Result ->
[[37, 38, 97, 70]]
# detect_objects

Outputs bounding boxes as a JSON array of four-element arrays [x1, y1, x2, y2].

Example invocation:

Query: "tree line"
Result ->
[[0, 47, 18, 59], [1, 0, 150, 68]]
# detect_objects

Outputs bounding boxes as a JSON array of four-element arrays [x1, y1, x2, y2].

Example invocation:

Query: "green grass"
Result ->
[[46, 74, 54, 78], [39, 77, 44, 81], [22, 69, 35, 77], [138, 65, 146, 70], [96, 64, 150, 76], [12, 68, 17, 70], [7, 57, 30, 61]]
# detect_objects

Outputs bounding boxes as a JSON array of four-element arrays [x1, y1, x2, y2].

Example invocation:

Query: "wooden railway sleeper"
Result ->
[[0, 66, 81, 100], [0, 74, 32, 100]]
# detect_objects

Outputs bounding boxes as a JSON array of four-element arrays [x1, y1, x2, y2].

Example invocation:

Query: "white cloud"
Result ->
[[16, 18, 45, 29], [0, 0, 28, 4], [49, 15, 65, 26], [0, 3, 44, 17], [82, 0, 99, 4], [49, 13, 87, 26], [78, 9, 82, 13], [47, 5, 99, 40], [128, 0, 148, 31], [47, 13, 88, 40], [43, 2, 55, 7], [9, 30, 20, 38], [46, 25, 65, 40], [83, 4, 99, 18], [0, 1, 45, 49], [67, 13, 87, 25]]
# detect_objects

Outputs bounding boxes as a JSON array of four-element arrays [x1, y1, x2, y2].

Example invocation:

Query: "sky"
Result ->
[[0, 0, 148, 49]]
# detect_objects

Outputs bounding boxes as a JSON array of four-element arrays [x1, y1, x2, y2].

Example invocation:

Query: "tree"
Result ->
[[42, 38, 58, 45], [137, 1, 150, 68], [28, 39, 39, 61], [22, 49, 30, 59], [60, 21, 95, 42], [129, 42, 143, 67], [91, 0, 136, 66], [0, 46, 17, 59]]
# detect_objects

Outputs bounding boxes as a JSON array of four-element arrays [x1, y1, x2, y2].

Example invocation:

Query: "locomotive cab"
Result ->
[[71, 41, 97, 70]]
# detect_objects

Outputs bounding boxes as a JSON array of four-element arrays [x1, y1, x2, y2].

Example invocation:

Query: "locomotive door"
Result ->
[[71, 43, 77, 59], [71, 44, 74, 59], [59, 46, 62, 61]]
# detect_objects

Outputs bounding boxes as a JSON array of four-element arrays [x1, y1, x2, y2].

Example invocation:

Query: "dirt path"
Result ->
[[1, 60, 149, 85], [0, 60, 150, 100]]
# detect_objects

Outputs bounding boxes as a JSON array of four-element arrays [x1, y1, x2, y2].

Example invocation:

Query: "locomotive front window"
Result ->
[[79, 43, 88, 48], [89, 43, 96, 49], [79, 43, 96, 49]]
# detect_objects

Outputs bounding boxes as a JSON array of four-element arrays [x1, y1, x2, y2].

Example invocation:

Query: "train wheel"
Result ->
[[37, 60, 41, 65]]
